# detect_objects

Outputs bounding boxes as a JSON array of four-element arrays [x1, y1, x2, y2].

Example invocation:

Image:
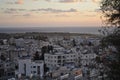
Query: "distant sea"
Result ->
[[0, 27, 101, 34]]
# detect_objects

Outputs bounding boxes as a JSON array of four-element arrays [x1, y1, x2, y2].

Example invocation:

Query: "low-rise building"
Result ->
[[0, 60, 15, 80], [44, 50, 78, 69], [17, 57, 44, 78]]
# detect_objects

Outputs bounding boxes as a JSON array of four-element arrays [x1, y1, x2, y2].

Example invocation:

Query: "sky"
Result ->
[[0, 0, 102, 28]]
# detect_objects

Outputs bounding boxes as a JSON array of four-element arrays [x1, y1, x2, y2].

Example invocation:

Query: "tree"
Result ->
[[41, 46, 48, 54], [0, 54, 6, 61], [41, 45, 54, 60], [100, 0, 120, 80], [33, 51, 41, 60], [72, 39, 76, 47], [48, 45, 53, 52], [44, 64, 49, 74], [101, 0, 120, 26], [0, 40, 4, 45]]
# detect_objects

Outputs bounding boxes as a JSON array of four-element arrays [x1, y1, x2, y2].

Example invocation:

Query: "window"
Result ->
[[58, 56, 61, 59], [37, 66, 40, 74], [74, 59, 76, 61], [6, 64, 8, 67], [24, 64, 26, 75], [0, 65, 1, 68], [11, 72, 14, 75], [33, 71, 36, 73], [58, 60, 61, 63], [33, 66, 36, 68], [7, 73, 11, 76]]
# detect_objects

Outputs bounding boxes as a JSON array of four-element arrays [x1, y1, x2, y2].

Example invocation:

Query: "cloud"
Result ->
[[84, 14, 96, 17], [33, 0, 38, 1], [6, 0, 24, 4], [3, 8, 77, 15], [92, 0, 101, 3], [55, 14, 70, 17], [15, 0, 23, 4], [45, 0, 82, 3], [15, 0, 39, 4], [6, 2, 14, 4], [23, 13, 31, 16], [45, 0, 101, 3], [30, 8, 78, 13], [13, 13, 31, 17], [6, 8, 26, 11], [59, 0, 78, 3], [3, 8, 27, 14], [5, 0, 101, 5], [2, 8, 77, 17], [6, 0, 39, 5], [4, 9, 17, 14]]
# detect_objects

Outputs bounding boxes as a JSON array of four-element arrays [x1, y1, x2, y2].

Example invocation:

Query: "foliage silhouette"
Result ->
[[100, 0, 120, 80]]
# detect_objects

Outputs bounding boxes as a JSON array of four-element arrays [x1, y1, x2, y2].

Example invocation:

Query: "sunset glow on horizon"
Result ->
[[0, 0, 102, 28]]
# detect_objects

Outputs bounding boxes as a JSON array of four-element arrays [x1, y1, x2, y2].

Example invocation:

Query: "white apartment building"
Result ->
[[80, 53, 97, 66], [15, 38, 25, 47], [17, 57, 44, 77], [44, 51, 78, 69]]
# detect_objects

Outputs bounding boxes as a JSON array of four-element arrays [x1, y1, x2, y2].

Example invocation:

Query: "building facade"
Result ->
[[17, 58, 44, 78]]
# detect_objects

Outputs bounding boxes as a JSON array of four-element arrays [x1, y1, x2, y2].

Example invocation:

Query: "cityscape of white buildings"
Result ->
[[0, 33, 115, 80]]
